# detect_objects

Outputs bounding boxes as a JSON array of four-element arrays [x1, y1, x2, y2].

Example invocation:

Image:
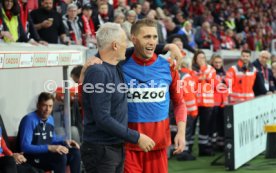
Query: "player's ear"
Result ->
[[131, 34, 136, 44]]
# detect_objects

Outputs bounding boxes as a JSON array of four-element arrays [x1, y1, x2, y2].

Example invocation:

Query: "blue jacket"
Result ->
[[18, 111, 64, 154]]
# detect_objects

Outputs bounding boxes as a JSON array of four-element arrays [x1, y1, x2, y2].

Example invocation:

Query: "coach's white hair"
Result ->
[[259, 50, 271, 59], [96, 22, 123, 51]]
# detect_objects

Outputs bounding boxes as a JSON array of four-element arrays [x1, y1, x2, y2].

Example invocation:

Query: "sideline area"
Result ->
[[169, 155, 276, 173]]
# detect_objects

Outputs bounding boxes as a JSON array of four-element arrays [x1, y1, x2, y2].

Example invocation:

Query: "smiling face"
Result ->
[[132, 26, 158, 59]]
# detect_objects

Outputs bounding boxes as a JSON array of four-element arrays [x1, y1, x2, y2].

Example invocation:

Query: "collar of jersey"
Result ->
[[132, 53, 157, 66]]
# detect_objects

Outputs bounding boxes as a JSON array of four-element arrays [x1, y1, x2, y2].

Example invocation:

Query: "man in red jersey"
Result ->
[[122, 18, 187, 173]]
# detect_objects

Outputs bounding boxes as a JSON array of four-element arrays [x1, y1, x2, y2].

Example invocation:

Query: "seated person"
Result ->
[[70, 65, 83, 84], [1, 126, 42, 173], [18, 92, 81, 173]]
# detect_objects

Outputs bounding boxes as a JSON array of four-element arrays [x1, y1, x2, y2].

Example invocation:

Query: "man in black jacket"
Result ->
[[253, 50, 275, 96], [81, 22, 155, 173]]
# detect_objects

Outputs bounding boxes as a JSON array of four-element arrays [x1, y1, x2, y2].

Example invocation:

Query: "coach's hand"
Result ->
[[138, 134, 155, 152]]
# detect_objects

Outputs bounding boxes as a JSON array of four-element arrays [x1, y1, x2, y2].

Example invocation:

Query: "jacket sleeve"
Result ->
[[19, 116, 49, 154], [1, 138, 13, 156], [253, 71, 267, 96], [182, 34, 195, 53], [269, 69, 275, 92], [84, 67, 140, 143], [169, 66, 187, 123], [28, 15, 41, 41], [17, 16, 29, 42]]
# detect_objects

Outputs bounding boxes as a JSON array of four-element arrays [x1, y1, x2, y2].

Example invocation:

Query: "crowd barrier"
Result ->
[[224, 94, 276, 170]]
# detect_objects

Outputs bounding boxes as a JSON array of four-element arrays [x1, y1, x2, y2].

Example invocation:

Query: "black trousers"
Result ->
[[25, 148, 81, 173], [81, 142, 125, 173], [210, 106, 225, 146], [197, 107, 213, 152], [0, 156, 17, 173]]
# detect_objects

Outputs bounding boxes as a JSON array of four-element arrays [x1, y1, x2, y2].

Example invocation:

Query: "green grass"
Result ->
[[168, 154, 276, 173]]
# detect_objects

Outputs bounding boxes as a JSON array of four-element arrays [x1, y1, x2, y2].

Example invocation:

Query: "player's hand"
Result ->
[[79, 57, 103, 83], [138, 134, 155, 152], [173, 132, 185, 155], [48, 145, 69, 155], [164, 44, 182, 70]]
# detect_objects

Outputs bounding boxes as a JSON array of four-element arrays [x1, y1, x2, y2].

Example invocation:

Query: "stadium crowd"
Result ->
[[0, 0, 275, 51], [1, 0, 276, 173]]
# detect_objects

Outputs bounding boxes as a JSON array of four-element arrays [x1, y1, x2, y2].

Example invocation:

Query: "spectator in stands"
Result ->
[[53, 0, 70, 15], [164, 17, 195, 53], [91, 0, 114, 30], [253, 50, 275, 96], [168, 36, 195, 54], [62, 3, 83, 45], [0, 0, 38, 44], [209, 24, 221, 51], [179, 21, 196, 49], [18, 0, 48, 45], [139, 0, 150, 19], [195, 21, 212, 49], [224, 12, 235, 31], [18, 92, 81, 173], [94, 3, 111, 29], [235, 11, 244, 33], [80, 3, 96, 47], [130, 2, 142, 20], [115, 0, 129, 14], [146, 9, 166, 44], [226, 50, 257, 103], [114, 10, 125, 25], [30, 0, 70, 44], [221, 29, 236, 50], [121, 10, 136, 47], [173, 10, 185, 26]]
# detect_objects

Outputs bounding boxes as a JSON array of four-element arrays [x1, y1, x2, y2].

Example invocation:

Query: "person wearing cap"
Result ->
[[80, 3, 97, 47]]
